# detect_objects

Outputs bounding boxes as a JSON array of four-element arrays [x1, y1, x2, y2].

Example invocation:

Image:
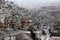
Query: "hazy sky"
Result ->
[[7, 0, 59, 9]]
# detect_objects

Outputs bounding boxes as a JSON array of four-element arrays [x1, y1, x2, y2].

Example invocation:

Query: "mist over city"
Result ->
[[5, 0, 60, 9]]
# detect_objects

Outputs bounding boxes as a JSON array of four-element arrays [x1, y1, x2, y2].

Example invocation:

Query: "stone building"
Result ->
[[0, 12, 6, 23]]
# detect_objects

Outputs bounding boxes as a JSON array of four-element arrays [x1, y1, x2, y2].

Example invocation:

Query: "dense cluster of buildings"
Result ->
[[0, 0, 22, 30], [0, 0, 60, 40]]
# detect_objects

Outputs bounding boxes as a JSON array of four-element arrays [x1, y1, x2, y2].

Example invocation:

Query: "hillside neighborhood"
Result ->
[[0, 0, 60, 40]]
